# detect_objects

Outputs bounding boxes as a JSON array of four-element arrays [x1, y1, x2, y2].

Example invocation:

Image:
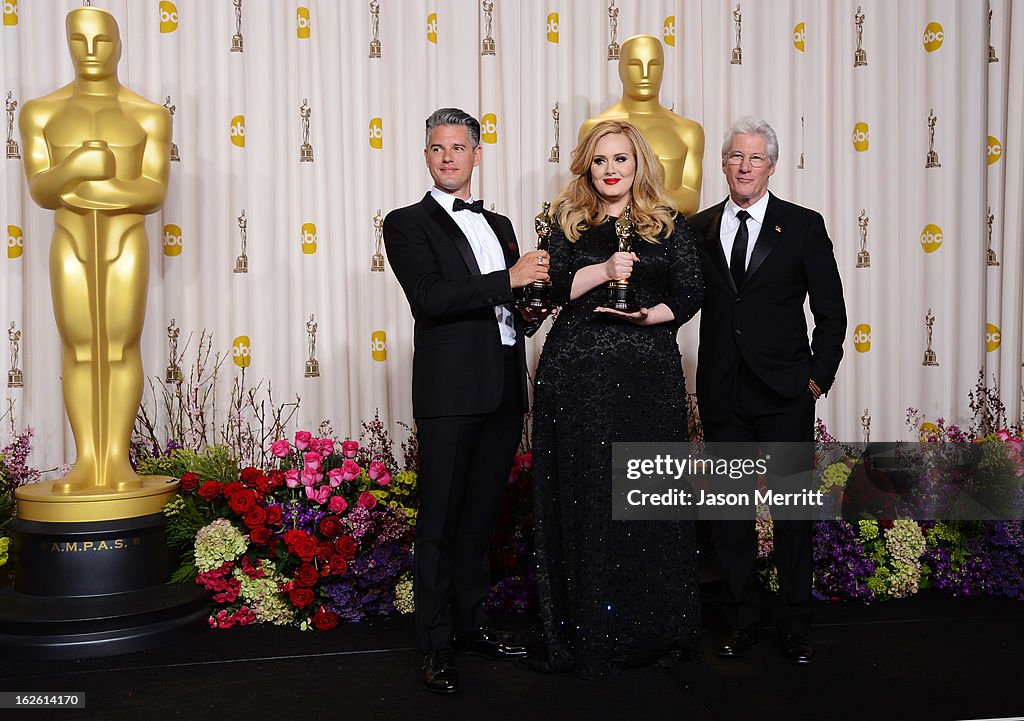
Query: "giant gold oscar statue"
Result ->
[[1, 8, 206, 659], [579, 35, 704, 217]]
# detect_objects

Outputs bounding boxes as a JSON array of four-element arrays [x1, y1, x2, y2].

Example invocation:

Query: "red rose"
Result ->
[[328, 555, 348, 576], [180, 473, 200, 492], [333, 535, 357, 560], [357, 491, 377, 509], [239, 466, 261, 486], [283, 529, 309, 549], [311, 607, 338, 631], [316, 541, 334, 562], [198, 481, 223, 501], [294, 563, 320, 587], [268, 471, 286, 488], [249, 526, 271, 546], [292, 536, 319, 562], [228, 489, 258, 514], [243, 506, 267, 528], [288, 587, 315, 609], [223, 481, 245, 500], [264, 505, 283, 526], [254, 475, 271, 495], [318, 515, 343, 538]]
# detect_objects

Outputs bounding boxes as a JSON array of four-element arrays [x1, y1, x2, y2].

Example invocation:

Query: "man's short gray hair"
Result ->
[[721, 116, 779, 166], [425, 108, 481, 149]]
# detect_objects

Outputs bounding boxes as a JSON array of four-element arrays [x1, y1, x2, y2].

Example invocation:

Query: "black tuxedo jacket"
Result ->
[[384, 192, 528, 419], [689, 193, 847, 424]]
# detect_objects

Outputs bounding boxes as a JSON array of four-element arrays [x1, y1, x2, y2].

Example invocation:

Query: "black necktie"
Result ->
[[730, 209, 750, 290], [453, 198, 484, 213]]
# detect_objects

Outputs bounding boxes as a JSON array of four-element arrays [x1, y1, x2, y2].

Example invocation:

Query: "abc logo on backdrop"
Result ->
[[793, 22, 805, 52], [159, 1, 177, 33], [987, 136, 1002, 165], [230, 115, 245, 147], [301, 222, 317, 255], [663, 16, 675, 47], [232, 336, 252, 368], [369, 117, 383, 149], [371, 331, 387, 362], [426, 12, 438, 44], [4, 0, 18, 26], [920, 224, 943, 253], [481, 113, 497, 144], [7, 225, 23, 259], [163, 224, 183, 257], [296, 6, 310, 39], [922, 22, 944, 52], [546, 13, 558, 43], [853, 324, 871, 353], [986, 323, 1001, 352], [852, 122, 869, 152]]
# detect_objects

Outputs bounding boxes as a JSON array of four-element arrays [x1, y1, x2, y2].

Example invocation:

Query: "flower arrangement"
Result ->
[[158, 428, 415, 630], [485, 450, 537, 613], [0, 427, 42, 576]]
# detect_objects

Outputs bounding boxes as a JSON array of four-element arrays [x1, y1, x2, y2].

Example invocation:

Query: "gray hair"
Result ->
[[721, 116, 779, 166], [425, 108, 481, 149]]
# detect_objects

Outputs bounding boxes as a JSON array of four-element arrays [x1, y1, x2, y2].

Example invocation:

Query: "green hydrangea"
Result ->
[[821, 461, 853, 492], [866, 566, 891, 596], [858, 520, 879, 541], [234, 560, 294, 625], [194, 518, 248, 572], [888, 560, 922, 599], [885, 520, 926, 565], [394, 572, 414, 615], [0, 535, 9, 567]]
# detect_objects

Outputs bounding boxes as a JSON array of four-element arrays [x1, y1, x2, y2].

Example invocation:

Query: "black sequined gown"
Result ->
[[529, 213, 704, 679]]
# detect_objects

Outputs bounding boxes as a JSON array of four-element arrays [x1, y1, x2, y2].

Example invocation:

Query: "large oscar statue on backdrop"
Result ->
[[0, 7, 206, 659], [580, 34, 704, 216]]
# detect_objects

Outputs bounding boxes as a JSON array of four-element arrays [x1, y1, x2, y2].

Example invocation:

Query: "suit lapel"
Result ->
[[701, 201, 736, 293], [422, 193, 482, 275], [483, 210, 520, 268], [745, 193, 783, 283]]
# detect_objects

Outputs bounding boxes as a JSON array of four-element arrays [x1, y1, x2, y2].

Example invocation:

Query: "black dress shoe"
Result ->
[[453, 626, 527, 660], [422, 648, 459, 693], [717, 629, 759, 658], [782, 634, 815, 665]]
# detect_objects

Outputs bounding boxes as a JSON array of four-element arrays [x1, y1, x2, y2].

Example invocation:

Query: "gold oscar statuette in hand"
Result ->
[[520, 202, 553, 311], [606, 206, 640, 313], [18, 7, 173, 518], [579, 35, 704, 216]]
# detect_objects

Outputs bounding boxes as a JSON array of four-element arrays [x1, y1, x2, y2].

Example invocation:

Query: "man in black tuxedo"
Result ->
[[690, 116, 846, 665], [384, 108, 549, 693]]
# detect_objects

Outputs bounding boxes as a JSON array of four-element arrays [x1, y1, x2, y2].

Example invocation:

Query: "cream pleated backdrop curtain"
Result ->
[[1, 0, 1021, 471]]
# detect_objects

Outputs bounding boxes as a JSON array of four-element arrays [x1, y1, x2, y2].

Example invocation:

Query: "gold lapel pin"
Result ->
[[775, 225, 782, 233]]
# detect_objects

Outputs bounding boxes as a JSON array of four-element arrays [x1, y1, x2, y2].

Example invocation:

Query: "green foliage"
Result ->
[[138, 448, 199, 479], [190, 445, 239, 484]]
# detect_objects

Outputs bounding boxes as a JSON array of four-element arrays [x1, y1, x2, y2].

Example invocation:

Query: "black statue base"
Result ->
[[521, 281, 553, 311], [0, 513, 209, 659], [606, 281, 639, 313]]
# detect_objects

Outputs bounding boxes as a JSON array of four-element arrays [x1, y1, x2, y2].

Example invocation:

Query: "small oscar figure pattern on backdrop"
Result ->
[[731, 5, 742, 65], [231, 0, 244, 52], [607, 1, 619, 60], [234, 208, 248, 273]]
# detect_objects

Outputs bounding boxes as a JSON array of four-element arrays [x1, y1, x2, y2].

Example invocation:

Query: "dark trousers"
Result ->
[[413, 347, 523, 654], [704, 361, 815, 637]]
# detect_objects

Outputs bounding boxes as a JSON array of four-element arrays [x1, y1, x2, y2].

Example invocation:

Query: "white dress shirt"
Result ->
[[719, 191, 771, 272]]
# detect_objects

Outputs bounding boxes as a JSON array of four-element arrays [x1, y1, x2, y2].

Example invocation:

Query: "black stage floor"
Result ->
[[2, 589, 1023, 721]]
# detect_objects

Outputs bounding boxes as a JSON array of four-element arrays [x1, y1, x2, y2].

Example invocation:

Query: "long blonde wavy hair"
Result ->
[[551, 120, 677, 243]]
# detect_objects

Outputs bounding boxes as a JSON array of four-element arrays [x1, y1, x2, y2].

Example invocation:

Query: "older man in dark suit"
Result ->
[[384, 108, 548, 693], [689, 116, 846, 665]]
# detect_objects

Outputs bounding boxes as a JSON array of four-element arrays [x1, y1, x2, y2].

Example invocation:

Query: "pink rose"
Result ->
[[328, 495, 348, 514], [342, 440, 359, 458], [270, 439, 291, 458], [284, 469, 301, 488], [376, 470, 391, 487], [357, 491, 378, 509], [327, 468, 344, 487], [301, 468, 322, 487], [341, 459, 362, 481], [295, 430, 313, 450], [319, 439, 335, 456], [996, 429, 1012, 442], [305, 485, 331, 504], [368, 460, 388, 482], [304, 452, 323, 472]]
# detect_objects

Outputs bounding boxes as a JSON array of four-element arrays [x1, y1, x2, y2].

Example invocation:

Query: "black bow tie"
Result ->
[[453, 198, 484, 213]]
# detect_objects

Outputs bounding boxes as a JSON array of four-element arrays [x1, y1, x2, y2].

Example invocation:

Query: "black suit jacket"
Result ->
[[689, 193, 846, 424], [384, 192, 528, 419]]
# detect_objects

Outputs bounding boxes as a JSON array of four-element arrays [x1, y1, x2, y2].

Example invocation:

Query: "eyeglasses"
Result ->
[[725, 152, 769, 168]]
